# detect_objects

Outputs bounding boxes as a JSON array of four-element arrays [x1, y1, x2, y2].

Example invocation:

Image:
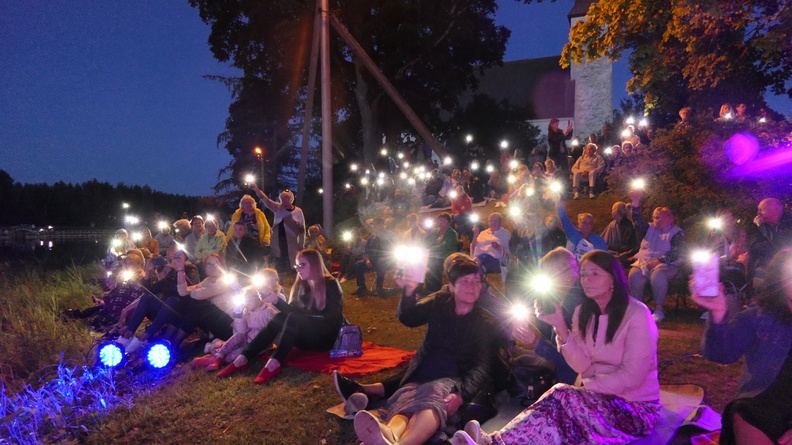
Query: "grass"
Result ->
[[2, 196, 743, 444]]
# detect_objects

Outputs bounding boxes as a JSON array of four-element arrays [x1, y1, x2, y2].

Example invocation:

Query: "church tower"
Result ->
[[568, 0, 613, 139]]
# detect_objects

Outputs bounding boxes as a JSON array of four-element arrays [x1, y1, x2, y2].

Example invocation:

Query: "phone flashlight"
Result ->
[[511, 303, 530, 321], [342, 231, 353, 242], [707, 217, 723, 230], [631, 178, 646, 190]]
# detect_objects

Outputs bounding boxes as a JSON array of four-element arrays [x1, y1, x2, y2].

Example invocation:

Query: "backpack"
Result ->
[[330, 324, 363, 358]]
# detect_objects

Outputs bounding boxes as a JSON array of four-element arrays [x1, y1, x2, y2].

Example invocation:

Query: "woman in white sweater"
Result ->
[[454, 250, 660, 445]]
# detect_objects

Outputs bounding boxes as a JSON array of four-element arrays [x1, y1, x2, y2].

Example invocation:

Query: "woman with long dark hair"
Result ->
[[454, 250, 660, 445], [546, 118, 573, 173], [216, 249, 344, 385], [694, 248, 792, 445]]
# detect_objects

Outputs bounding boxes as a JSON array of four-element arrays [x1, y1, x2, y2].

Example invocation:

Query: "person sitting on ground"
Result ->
[[216, 249, 344, 385], [693, 248, 792, 445], [470, 213, 511, 278], [107, 228, 136, 257], [626, 192, 685, 323], [136, 227, 160, 258], [553, 197, 607, 260], [601, 200, 639, 267], [451, 185, 474, 238], [510, 247, 586, 386], [401, 213, 426, 243], [192, 268, 287, 371], [80, 253, 149, 331], [453, 250, 661, 445], [425, 212, 460, 293], [172, 219, 191, 243], [338, 227, 366, 283], [354, 218, 395, 297], [570, 143, 605, 199], [154, 224, 174, 256], [353, 255, 497, 445], [195, 219, 227, 265], [304, 224, 330, 267], [747, 197, 792, 292], [225, 221, 264, 275], [540, 215, 567, 255], [226, 194, 272, 253], [250, 185, 305, 273], [164, 253, 235, 348]]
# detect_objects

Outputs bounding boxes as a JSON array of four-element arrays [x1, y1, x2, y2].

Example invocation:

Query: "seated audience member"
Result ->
[[540, 215, 567, 254], [508, 209, 543, 272], [705, 208, 748, 293], [172, 219, 191, 243], [470, 213, 511, 276], [734, 103, 750, 123], [453, 250, 661, 445], [694, 248, 792, 445], [570, 143, 605, 199], [251, 185, 305, 272], [183, 216, 205, 258], [451, 185, 474, 237], [401, 213, 426, 243], [168, 253, 235, 347], [422, 170, 446, 206], [487, 169, 507, 200], [626, 193, 685, 323], [353, 256, 497, 445], [389, 188, 412, 220], [511, 248, 585, 385], [108, 228, 136, 257], [620, 141, 635, 158], [195, 219, 228, 264], [554, 197, 607, 260], [601, 200, 638, 266], [216, 249, 344, 385], [621, 125, 641, 148], [425, 212, 460, 293], [304, 224, 330, 267], [462, 169, 485, 203], [136, 227, 160, 258], [193, 268, 286, 371], [747, 198, 792, 291], [226, 194, 272, 251], [77, 253, 149, 331], [154, 224, 175, 256], [354, 218, 395, 297], [338, 227, 366, 283], [543, 159, 559, 184], [225, 221, 264, 275], [716, 103, 734, 122]]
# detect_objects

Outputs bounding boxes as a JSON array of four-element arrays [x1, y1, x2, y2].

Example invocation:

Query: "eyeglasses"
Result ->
[[293, 262, 308, 270]]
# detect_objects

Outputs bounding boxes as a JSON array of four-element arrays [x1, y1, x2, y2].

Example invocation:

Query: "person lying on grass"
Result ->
[[352, 255, 497, 445], [192, 268, 286, 371], [216, 248, 344, 385]]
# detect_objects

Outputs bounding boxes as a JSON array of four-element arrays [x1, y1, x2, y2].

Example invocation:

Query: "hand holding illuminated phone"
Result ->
[[512, 323, 539, 348], [535, 300, 568, 339], [689, 279, 727, 324]]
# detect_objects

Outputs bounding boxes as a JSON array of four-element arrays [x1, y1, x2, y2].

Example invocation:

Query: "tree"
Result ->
[[189, 0, 510, 191], [561, 0, 792, 115]]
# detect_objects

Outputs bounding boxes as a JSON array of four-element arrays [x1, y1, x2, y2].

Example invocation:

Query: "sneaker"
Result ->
[[191, 354, 216, 369], [573, 192, 579, 199], [353, 411, 395, 445], [125, 337, 146, 355], [452, 431, 478, 445], [652, 309, 665, 323], [589, 192, 596, 199], [464, 420, 482, 444], [115, 336, 132, 349], [333, 370, 365, 402], [344, 392, 369, 416]]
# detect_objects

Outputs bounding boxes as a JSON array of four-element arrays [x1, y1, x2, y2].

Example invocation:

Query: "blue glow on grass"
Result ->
[[98, 343, 124, 368], [146, 343, 172, 369]]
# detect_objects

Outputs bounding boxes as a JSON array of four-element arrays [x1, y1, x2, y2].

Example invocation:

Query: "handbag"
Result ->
[[507, 364, 555, 406], [330, 322, 363, 358]]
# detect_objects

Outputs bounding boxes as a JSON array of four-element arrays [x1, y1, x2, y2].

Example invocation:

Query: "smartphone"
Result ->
[[692, 251, 720, 298], [394, 246, 429, 284]]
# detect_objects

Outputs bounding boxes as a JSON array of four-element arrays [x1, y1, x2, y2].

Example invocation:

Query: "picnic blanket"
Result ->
[[261, 341, 414, 377]]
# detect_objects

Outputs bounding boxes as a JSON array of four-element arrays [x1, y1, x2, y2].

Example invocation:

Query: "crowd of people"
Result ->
[[75, 108, 791, 444]]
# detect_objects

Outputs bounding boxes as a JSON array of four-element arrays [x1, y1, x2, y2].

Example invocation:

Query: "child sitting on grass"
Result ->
[[192, 268, 286, 371]]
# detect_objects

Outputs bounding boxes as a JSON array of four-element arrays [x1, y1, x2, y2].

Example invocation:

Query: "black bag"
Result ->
[[507, 364, 555, 406], [330, 323, 363, 358]]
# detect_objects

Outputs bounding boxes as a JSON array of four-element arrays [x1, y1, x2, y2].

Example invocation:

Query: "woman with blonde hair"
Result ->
[[226, 194, 271, 248], [217, 249, 344, 384]]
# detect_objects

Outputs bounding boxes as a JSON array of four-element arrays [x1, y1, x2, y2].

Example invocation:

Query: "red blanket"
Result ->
[[261, 342, 415, 377]]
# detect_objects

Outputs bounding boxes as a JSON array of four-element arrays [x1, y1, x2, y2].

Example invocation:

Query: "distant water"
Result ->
[[0, 240, 107, 270]]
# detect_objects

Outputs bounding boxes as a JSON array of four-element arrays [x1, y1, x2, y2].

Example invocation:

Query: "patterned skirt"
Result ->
[[490, 383, 660, 445]]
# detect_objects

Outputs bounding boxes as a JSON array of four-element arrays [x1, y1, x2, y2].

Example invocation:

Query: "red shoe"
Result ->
[[207, 356, 224, 371], [191, 354, 215, 369], [216, 361, 248, 379], [253, 366, 281, 385]]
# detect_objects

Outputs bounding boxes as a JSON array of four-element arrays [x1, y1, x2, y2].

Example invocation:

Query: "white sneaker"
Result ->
[[464, 420, 483, 444], [115, 336, 132, 348], [125, 337, 146, 354], [452, 431, 478, 445], [652, 309, 665, 323]]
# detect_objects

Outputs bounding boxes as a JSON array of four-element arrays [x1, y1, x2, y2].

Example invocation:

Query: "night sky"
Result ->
[[2, 1, 788, 196]]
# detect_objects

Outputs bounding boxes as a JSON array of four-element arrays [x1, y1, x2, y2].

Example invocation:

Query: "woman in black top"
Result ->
[[546, 118, 573, 173]]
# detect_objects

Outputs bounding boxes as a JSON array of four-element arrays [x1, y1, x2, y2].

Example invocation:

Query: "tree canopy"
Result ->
[[189, 0, 511, 192], [561, 0, 791, 115]]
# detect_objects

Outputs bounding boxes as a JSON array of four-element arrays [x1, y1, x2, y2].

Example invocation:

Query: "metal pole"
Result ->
[[296, 0, 322, 206], [320, 0, 333, 234]]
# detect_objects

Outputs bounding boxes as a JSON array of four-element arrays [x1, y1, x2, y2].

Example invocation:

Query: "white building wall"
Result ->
[[569, 15, 613, 139]]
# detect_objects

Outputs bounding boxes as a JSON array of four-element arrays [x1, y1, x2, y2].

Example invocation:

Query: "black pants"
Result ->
[[177, 299, 233, 341], [241, 311, 339, 363]]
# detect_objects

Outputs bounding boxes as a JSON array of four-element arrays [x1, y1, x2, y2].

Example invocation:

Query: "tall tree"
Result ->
[[561, 0, 792, 115], [189, 0, 510, 191]]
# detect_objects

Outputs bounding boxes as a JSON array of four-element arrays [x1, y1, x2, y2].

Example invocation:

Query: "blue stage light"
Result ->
[[145, 342, 173, 369], [97, 342, 124, 368]]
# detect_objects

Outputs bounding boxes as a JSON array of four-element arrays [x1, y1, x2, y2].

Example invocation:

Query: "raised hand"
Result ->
[[690, 279, 728, 324]]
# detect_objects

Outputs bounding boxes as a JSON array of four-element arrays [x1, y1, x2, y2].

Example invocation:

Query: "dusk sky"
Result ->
[[2, 1, 789, 197]]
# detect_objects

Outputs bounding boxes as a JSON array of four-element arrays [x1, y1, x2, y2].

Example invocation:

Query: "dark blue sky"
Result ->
[[2, 1, 788, 196]]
